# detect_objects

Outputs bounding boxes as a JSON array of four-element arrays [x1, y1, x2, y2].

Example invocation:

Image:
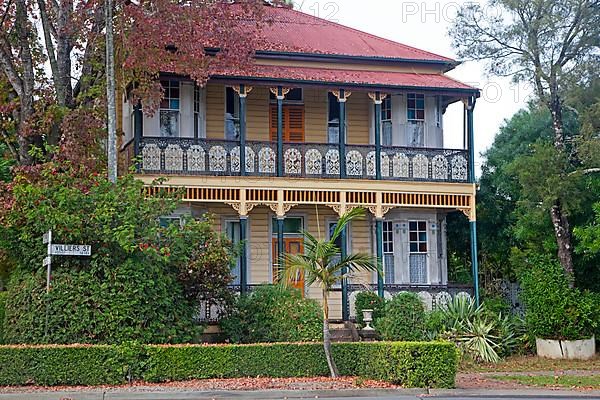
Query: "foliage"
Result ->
[[449, 0, 600, 280], [2, 261, 200, 345], [0, 341, 458, 388], [0, 167, 234, 344], [435, 296, 521, 363], [0, 291, 5, 344], [519, 255, 598, 340], [162, 214, 237, 308], [220, 285, 322, 344], [354, 291, 385, 328], [575, 202, 600, 257], [376, 292, 426, 341], [280, 207, 379, 377]]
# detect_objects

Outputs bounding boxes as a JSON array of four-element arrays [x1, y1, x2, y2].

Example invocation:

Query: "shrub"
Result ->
[[0, 342, 458, 388], [0, 168, 235, 344], [424, 309, 447, 340], [3, 260, 200, 344], [354, 291, 385, 328], [519, 255, 597, 340], [376, 292, 426, 341], [220, 285, 323, 343], [436, 296, 521, 363]]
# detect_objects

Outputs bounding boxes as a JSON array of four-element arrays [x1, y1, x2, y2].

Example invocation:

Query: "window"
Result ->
[[407, 93, 425, 121], [381, 96, 392, 146], [225, 220, 241, 285], [328, 221, 345, 288], [382, 221, 394, 284], [435, 96, 442, 128], [269, 88, 303, 102], [408, 221, 427, 284], [160, 80, 180, 137], [271, 217, 303, 234], [328, 92, 345, 144], [407, 93, 425, 147], [225, 87, 240, 140]]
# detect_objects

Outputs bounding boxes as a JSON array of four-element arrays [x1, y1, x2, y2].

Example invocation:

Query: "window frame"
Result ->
[[159, 80, 181, 137], [269, 87, 304, 104], [406, 93, 425, 122], [408, 220, 428, 254]]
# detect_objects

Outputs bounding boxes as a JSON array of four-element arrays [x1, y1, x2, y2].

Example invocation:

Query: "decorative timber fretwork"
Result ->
[[144, 185, 476, 221]]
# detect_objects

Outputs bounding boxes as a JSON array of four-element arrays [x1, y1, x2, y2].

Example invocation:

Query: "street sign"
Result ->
[[50, 244, 92, 256], [43, 231, 51, 244], [43, 256, 52, 267]]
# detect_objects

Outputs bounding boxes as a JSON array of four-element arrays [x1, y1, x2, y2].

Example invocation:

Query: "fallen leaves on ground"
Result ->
[[0, 377, 400, 393]]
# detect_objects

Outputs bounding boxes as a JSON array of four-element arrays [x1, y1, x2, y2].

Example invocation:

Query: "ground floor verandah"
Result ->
[[158, 195, 475, 322]]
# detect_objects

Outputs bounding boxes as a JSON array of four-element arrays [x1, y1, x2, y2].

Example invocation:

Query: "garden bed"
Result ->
[[0, 342, 457, 388]]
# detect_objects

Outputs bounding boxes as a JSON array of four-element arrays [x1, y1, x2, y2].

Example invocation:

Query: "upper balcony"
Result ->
[[121, 81, 475, 184]]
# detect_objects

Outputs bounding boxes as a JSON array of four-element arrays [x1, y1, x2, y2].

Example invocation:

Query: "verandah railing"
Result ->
[[131, 137, 469, 183]]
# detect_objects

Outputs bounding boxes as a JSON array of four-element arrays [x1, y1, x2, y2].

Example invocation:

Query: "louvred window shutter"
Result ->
[[269, 104, 305, 142]]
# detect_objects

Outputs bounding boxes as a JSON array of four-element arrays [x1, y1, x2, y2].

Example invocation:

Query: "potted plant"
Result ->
[[520, 256, 597, 360]]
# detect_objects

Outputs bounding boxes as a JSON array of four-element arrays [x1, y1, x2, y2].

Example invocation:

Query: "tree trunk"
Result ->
[[106, 0, 118, 182], [547, 90, 575, 284], [322, 289, 339, 378], [550, 201, 575, 286]]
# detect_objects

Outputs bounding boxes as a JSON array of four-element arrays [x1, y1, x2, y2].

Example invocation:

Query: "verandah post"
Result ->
[[277, 86, 284, 177], [466, 95, 480, 306], [373, 92, 383, 180], [277, 217, 284, 278], [340, 223, 348, 321], [133, 101, 143, 172], [338, 89, 347, 179], [239, 215, 248, 294], [376, 218, 384, 297], [239, 84, 247, 177]]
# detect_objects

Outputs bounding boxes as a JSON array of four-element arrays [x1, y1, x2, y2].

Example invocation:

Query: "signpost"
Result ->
[[42, 230, 91, 292]]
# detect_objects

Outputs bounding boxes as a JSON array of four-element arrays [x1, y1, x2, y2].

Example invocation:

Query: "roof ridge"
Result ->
[[279, 6, 454, 62]]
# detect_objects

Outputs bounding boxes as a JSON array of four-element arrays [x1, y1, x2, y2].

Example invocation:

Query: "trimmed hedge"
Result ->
[[0, 341, 457, 388]]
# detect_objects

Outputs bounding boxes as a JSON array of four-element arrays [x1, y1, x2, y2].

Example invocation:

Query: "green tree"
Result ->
[[279, 208, 379, 378], [449, 0, 600, 282]]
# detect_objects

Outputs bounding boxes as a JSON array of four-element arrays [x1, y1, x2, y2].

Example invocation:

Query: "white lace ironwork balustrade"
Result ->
[[412, 154, 429, 179], [366, 151, 390, 177], [186, 145, 205, 172], [431, 155, 448, 180], [392, 153, 409, 178], [258, 147, 276, 174], [305, 149, 322, 175], [284, 148, 302, 174], [142, 143, 161, 170], [325, 149, 340, 175], [164, 144, 183, 171], [451, 155, 468, 181], [231, 146, 255, 173], [209, 145, 227, 172], [346, 150, 363, 176]]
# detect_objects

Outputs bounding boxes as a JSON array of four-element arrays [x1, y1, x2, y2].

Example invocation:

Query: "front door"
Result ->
[[272, 237, 305, 294]]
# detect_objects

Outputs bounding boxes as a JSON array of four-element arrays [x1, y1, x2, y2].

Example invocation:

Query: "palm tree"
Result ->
[[278, 207, 380, 378]]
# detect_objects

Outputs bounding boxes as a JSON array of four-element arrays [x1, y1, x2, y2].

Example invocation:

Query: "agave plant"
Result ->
[[439, 296, 510, 363]]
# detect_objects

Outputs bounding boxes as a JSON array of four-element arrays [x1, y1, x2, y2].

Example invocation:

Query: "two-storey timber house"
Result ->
[[120, 4, 481, 322]]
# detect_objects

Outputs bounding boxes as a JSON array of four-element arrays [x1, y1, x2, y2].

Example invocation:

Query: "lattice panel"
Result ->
[[247, 189, 277, 202], [347, 191, 376, 205], [382, 192, 470, 208], [283, 190, 341, 204], [150, 187, 242, 202]]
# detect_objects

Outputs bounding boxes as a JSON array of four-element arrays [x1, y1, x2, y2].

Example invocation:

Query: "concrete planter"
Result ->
[[535, 336, 596, 360]]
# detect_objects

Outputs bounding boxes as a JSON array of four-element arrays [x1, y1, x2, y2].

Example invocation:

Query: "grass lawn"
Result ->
[[491, 375, 600, 389], [461, 355, 600, 373]]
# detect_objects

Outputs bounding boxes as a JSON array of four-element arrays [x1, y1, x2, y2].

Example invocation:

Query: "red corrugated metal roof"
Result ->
[[212, 64, 476, 92], [255, 6, 454, 62]]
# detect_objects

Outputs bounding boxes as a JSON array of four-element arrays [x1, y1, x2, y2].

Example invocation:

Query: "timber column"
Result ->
[[466, 95, 480, 306], [270, 87, 289, 177], [368, 92, 388, 180], [234, 85, 252, 176], [333, 90, 351, 179]]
